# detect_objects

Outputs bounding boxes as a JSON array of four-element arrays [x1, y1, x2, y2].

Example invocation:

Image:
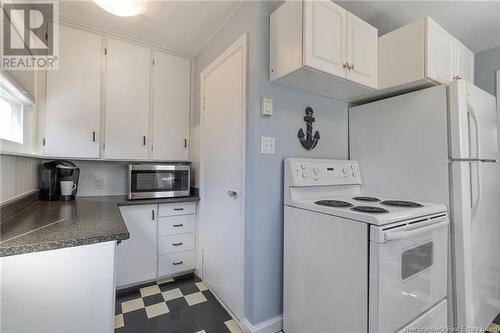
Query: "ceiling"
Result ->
[[338, 1, 500, 54], [57, 1, 500, 56], [58, 0, 243, 56]]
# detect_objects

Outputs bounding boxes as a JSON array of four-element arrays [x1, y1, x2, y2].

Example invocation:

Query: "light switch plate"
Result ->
[[261, 98, 273, 116], [261, 136, 275, 154]]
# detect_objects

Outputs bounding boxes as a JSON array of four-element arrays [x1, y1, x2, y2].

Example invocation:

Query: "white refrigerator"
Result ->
[[349, 80, 499, 331]]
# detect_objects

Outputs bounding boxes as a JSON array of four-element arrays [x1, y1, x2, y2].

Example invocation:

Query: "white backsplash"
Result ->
[[70, 160, 128, 197], [0, 155, 39, 204]]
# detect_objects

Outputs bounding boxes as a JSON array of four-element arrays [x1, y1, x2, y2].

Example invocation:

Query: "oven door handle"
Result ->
[[384, 220, 449, 241]]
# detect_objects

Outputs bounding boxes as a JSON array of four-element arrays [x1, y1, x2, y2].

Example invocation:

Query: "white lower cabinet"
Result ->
[[116, 205, 157, 287], [158, 233, 195, 255], [158, 251, 196, 276], [116, 202, 196, 288]]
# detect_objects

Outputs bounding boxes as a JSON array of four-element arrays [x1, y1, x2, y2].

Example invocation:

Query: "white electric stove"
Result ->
[[283, 158, 449, 333]]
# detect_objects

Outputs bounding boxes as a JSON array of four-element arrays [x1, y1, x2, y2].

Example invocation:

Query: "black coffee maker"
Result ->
[[39, 160, 80, 201]]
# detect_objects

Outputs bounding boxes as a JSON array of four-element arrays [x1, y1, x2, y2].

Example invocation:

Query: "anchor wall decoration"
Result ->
[[297, 106, 320, 151]]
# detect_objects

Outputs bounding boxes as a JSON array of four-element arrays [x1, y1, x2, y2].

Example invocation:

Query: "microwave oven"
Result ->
[[128, 164, 190, 200]]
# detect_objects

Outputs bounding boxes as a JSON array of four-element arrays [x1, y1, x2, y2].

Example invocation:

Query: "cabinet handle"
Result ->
[[172, 242, 183, 246], [173, 261, 183, 265], [173, 208, 184, 211], [184, 139, 187, 148], [454, 75, 462, 80], [92, 131, 96, 142], [173, 224, 184, 227], [143, 136, 146, 146], [152, 210, 155, 220]]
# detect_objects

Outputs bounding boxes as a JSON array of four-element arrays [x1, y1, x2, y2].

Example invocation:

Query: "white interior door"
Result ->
[[303, 0, 347, 78], [200, 36, 246, 320]]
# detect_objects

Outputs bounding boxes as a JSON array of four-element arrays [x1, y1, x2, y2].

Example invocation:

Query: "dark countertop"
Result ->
[[0, 195, 199, 257]]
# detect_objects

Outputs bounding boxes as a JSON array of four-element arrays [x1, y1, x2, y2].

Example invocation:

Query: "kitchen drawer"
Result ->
[[158, 233, 195, 255], [158, 215, 195, 236], [158, 251, 195, 276], [158, 202, 196, 217]]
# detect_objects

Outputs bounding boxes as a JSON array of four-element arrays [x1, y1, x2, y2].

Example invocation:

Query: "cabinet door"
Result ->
[[303, 0, 347, 78], [346, 13, 378, 88], [116, 205, 157, 287], [454, 39, 474, 83], [426, 18, 454, 83], [105, 38, 150, 160], [45, 25, 101, 158], [152, 51, 190, 161]]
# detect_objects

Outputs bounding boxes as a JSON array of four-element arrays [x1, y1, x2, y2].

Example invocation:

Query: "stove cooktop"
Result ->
[[380, 200, 423, 208], [351, 206, 389, 214], [315, 200, 353, 208], [353, 196, 380, 202]]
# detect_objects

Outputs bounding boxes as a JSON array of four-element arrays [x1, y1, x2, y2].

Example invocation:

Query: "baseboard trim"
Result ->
[[242, 315, 283, 333]]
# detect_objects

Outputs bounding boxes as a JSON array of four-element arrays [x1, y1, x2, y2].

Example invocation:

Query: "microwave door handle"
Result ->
[[384, 220, 449, 241]]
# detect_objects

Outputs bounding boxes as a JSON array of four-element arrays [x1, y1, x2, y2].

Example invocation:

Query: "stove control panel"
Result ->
[[285, 158, 362, 187]]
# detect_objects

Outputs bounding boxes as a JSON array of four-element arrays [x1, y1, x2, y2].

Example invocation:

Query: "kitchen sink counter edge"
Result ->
[[0, 195, 198, 257]]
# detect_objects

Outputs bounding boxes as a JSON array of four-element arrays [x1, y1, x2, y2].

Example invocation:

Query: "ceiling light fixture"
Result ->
[[94, 0, 147, 17]]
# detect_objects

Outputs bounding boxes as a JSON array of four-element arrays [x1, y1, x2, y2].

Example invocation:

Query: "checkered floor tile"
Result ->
[[115, 273, 242, 333]]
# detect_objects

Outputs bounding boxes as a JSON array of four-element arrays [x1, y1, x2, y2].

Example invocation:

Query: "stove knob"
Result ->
[[343, 168, 347, 173], [313, 168, 319, 175], [352, 172, 356, 177], [301, 163, 306, 169], [351, 165, 356, 171], [302, 171, 309, 178]]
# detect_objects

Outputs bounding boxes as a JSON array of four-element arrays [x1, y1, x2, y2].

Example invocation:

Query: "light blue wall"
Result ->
[[475, 45, 500, 95], [194, 1, 349, 326]]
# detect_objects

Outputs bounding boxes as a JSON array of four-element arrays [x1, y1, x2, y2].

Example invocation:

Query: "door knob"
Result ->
[[349, 64, 355, 70], [343, 62, 350, 69], [227, 190, 238, 199]]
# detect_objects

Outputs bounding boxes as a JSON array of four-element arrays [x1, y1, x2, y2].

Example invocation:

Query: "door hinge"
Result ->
[[152, 59, 155, 65], [104, 48, 107, 55], [45, 32, 48, 41], [151, 145, 153, 152], [42, 138, 46, 146], [102, 143, 105, 150]]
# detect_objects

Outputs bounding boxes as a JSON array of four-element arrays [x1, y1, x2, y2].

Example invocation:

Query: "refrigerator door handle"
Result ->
[[466, 88, 481, 160], [470, 161, 481, 218]]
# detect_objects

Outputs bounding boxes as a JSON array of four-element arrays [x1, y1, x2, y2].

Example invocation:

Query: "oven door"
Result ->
[[129, 165, 190, 199], [369, 215, 449, 333]]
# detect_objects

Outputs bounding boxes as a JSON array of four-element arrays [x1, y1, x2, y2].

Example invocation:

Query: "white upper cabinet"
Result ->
[[104, 38, 151, 160], [454, 39, 475, 83], [378, 17, 475, 95], [270, 0, 378, 102], [303, 0, 347, 78], [426, 18, 455, 83], [346, 12, 378, 88], [152, 51, 190, 161], [45, 25, 101, 158]]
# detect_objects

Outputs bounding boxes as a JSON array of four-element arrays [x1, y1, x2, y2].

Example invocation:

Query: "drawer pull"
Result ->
[[173, 261, 183, 265], [173, 224, 184, 227], [172, 242, 183, 246], [173, 208, 184, 211]]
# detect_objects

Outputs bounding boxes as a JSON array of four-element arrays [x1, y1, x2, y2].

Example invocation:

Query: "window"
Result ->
[[0, 91, 24, 143], [0, 72, 36, 154], [401, 241, 433, 280]]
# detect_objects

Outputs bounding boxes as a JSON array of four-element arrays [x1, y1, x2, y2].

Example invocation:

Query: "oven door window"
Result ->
[[401, 241, 433, 280], [131, 170, 188, 193]]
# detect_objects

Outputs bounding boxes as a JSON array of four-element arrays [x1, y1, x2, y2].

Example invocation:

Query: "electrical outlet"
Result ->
[[94, 176, 104, 190], [261, 136, 275, 154]]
